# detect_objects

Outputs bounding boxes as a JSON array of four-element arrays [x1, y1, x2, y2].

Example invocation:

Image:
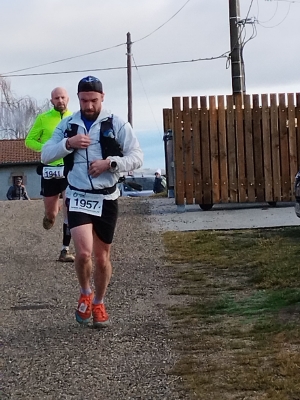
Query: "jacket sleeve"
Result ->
[[22, 186, 30, 200], [108, 119, 143, 173], [6, 186, 13, 200], [41, 119, 73, 164], [25, 115, 43, 152]]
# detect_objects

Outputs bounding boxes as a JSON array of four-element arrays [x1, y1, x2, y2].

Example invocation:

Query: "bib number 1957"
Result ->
[[69, 190, 103, 217]]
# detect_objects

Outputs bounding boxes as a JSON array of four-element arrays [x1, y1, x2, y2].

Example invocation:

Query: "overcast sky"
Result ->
[[1, 0, 299, 169]]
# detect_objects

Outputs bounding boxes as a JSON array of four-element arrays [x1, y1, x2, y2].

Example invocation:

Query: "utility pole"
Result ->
[[126, 32, 133, 127], [229, 0, 246, 96]]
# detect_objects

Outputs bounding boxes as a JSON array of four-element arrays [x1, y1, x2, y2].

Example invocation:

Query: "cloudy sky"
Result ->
[[1, 0, 299, 169]]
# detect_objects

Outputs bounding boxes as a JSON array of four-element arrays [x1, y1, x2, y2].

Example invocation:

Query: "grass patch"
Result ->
[[163, 227, 300, 399]]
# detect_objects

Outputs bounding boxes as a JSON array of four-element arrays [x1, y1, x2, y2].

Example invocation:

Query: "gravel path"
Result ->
[[1, 198, 187, 400]]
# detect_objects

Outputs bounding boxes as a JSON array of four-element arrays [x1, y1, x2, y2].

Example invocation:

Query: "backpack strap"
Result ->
[[64, 123, 78, 138], [63, 118, 123, 175], [63, 124, 79, 174], [100, 116, 123, 159]]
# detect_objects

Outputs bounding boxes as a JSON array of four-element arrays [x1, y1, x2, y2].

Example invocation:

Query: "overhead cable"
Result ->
[[133, 0, 191, 44], [1, 0, 192, 75], [2, 43, 126, 75], [258, 1, 292, 27], [132, 54, 163, 137], [1, 53, 228, 78]]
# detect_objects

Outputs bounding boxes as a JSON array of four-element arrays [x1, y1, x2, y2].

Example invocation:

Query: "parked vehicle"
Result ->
[[119, 175, 155, 197]]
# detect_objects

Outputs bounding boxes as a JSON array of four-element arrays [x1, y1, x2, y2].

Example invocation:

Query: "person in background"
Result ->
[[6, 177, 30, 200], [25, 87, 74, 263], [294, 170, 300, 217], [41, 75, 143, 328], [153, 168, 166, 194]]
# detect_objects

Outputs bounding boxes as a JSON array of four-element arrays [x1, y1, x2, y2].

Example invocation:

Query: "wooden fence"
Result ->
[[163, 93, 300, 207]]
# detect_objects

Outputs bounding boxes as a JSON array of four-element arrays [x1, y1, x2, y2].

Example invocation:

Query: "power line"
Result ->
[[258, 0, 279, 23], [228, 0, 255, 60], [245, 0, 255, 20], [258, 1, 292, 27], [1, 66, 126, 78], [266, 0, 300, 3], [132, 54, 163, 137], [1, 0, 192, 76], [1, 53, 228, 78], [2, 43, 126, 75], [226, 0, 255, 84], [133, 0, 191, 44]]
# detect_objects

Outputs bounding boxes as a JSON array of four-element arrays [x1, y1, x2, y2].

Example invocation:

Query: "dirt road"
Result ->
[[1, 198, 186, 400]]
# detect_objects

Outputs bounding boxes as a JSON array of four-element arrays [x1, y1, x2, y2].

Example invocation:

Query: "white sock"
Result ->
[[93, 298, 104, 305]]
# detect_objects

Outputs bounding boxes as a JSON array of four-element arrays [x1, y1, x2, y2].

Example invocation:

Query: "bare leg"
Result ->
[[71, 224, 93, 290], [43, 194, 60, 222], [93, 232, 112, 301]]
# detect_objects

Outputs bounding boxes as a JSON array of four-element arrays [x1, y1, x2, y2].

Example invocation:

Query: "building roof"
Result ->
[[0, 139, 40, 165]]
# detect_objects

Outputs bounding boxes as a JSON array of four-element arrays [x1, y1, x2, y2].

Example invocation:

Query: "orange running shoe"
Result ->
[[92, 303, 109, 328], [75, 292, 93, 325]]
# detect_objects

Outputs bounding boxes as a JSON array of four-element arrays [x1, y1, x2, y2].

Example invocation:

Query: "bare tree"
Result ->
[[0, 77, 50, 139]]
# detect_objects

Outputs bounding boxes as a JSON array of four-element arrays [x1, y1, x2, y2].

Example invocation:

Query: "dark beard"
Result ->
[[81, 110, 100, 121], [54, 103, 66, 111]]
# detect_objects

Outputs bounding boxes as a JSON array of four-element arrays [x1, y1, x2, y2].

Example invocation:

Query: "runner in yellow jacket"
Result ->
[[25, 87, 75, 262]]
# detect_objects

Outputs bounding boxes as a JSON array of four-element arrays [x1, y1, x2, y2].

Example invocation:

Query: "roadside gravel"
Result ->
[[0, 198, 188, 400]]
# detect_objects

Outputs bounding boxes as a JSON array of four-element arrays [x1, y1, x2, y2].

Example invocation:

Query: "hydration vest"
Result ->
[[63, 116, 123, 174]]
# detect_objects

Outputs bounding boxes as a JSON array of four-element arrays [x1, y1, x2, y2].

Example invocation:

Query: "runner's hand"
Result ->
[[68, 134, 91, 149], [88, 160, 110, 178]]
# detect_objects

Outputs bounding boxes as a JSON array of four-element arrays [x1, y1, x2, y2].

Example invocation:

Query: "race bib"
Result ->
[[43, 166, 65, 180], [69, 190, 103, 217]]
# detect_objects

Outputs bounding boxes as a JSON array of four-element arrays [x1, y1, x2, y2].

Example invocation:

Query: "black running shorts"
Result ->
[[67, 199, 118, 244], [40, 177, 68, 197]]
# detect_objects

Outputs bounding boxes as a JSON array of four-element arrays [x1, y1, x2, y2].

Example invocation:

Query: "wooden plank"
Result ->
[[288, 93, 297, 199], [226, 95, 238, 202], [200, 96, 212, 205], [217, 95, 228, 203], [235, 94, 246, 202], [191, 97, 202, 204], [253, 94, 264, 202], [244, 94, 255, 202], [209, 96, 220, 203], [270, 94, 281, 201], [209, 96, 220, 204], [182, 97, 194, 204], [261, 94, 273, 202], [172, 97, 185, 205], [278, 93, 290, 201]]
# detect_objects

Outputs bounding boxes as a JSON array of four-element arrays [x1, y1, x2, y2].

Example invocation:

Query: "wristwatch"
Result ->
[[110, 160, 117, 169]]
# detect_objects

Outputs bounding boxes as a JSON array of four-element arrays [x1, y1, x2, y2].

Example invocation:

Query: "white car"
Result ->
[[119, 175, 155, 197]]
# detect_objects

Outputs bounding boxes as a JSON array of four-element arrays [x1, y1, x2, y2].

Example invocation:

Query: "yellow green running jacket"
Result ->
[[25, 108, 72, 166]]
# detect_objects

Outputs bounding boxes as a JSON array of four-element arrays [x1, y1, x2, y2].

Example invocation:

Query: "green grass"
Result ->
[[163, 227, 300, 399]]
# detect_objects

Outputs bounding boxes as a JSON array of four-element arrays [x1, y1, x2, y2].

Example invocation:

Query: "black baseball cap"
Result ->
[[78, 76, 103, 93]]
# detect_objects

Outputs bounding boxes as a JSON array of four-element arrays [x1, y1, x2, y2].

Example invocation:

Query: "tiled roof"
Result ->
[[0, 139, 40, 165]]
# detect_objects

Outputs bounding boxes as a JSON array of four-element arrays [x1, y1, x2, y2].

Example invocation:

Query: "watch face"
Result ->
[[111, 161, 117, 168]]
